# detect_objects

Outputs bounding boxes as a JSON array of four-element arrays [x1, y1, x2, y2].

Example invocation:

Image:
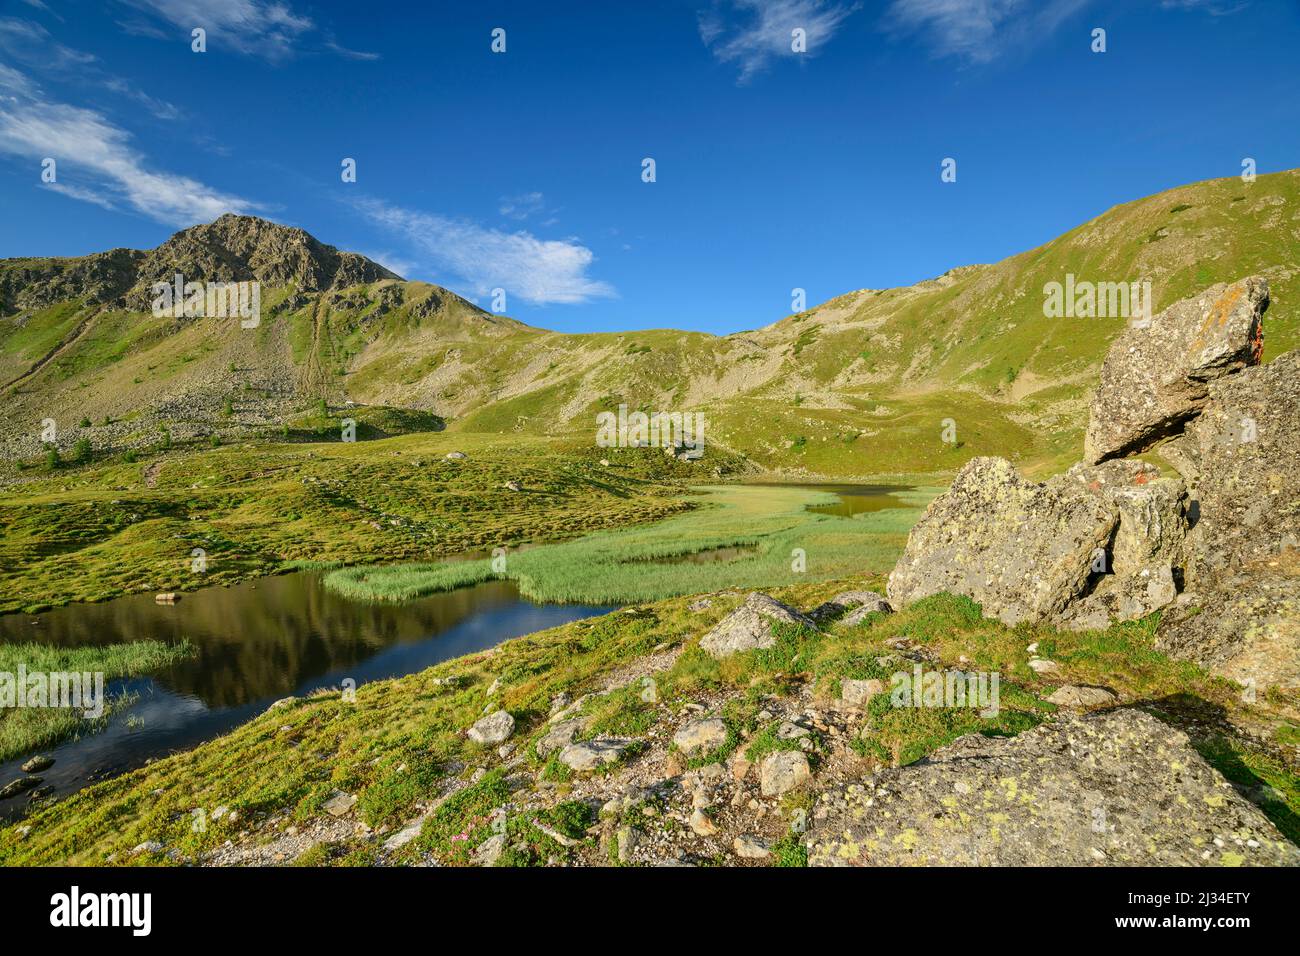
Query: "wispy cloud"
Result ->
[[699, 0, 858, 84], [0, 64, 256, 225], [1160, 0, 1250, 14], [0, 17, 182, 120], [884, 0, 1088, 64], [120, 0, 377, 61], [498, 191, 562, 226], [353, 197, 615, 306]]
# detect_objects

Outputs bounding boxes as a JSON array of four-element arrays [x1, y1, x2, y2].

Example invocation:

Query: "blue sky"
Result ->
[[1, 0, 1298, 334]]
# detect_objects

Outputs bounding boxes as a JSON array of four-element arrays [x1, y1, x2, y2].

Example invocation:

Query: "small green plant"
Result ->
[[43, 445, 60, 471], [71, 437, 91, 463]]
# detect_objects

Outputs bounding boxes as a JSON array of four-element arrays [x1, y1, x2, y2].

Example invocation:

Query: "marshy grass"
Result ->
[[324, 484, 939, 605], [0, 640, 194, 763]]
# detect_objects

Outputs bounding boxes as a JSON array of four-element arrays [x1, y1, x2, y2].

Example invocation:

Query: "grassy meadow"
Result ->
[[324, 483, 938, 604]]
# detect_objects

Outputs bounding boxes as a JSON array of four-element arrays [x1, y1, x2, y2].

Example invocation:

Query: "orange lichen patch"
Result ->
[[1248, 320, 1264, 364], [1190, 285, 1250, 353]]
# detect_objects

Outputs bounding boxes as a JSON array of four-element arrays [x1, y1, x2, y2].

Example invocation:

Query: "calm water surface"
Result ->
[[0, 570, 609, 816]]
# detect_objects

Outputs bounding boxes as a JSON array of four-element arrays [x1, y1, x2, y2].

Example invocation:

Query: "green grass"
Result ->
[[0, 433, 700, 613], [0, 640, 194, 762], [5, 566, 1292, 866], [324, 483, 937, 605]]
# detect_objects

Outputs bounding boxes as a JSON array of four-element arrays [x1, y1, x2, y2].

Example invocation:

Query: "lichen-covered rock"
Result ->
[[807, 709, 1300, 866], [1083, 277, 1267, 464], [1067, 460, 1188, 575], [535, 717, 588, 758], [1056, 563, 1177, 631], [1157, 555, 1300, 690], [1175, 350, 1300, 586], [759, 751, 811, 797], [467, 709, 515, 746], [809, 590, 891, 624], [699, 592, 817, 658], [1153, 351, 1300, 689], [887, 457, 1118, 625], [558, 738, 632, 772]]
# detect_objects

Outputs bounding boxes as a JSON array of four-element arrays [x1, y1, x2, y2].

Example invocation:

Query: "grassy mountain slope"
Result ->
[[3, 169, 1297, 478]]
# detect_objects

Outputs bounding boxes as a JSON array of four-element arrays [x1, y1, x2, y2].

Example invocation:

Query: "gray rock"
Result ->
[[445, 451, 467, 460], [699, 592, 817, 658], [759, 751, 811, 797], [559, 738, 632, 772], [130, 841, 164, 857], [808, 709, 1300, 866], [1057, 563, 1177, 631], [1155, 351, 1300, 689], [733, 835, 772, 859], [1158, 557, 1300, 690], [810, 590, 891, 623], [672, 718, 729, 756], [840, 678, 885, 707], [322, 790, 357, 817], [1045, 684, 1119, 708], [535, 717, 588, 758], [1067, 460, 1188, 575], [0, 776, 42, 800], [472, 833, 506, 866], [20, 755, 53, 773], [1084, 277, 1267, 463], [887, 457, 1118, 625], [467, 710, 515, 746]]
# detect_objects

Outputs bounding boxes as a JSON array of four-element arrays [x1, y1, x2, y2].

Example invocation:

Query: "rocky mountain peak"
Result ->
[[134, 214, 401, 300]]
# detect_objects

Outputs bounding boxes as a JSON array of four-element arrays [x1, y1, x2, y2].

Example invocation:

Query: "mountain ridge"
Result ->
[[2, 168, 1297, 478]]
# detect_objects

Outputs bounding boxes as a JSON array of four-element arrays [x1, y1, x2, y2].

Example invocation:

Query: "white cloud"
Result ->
[[0, 18, 181, 120], [884, 0, 1088, 64], [121, 0, 376, 61], [498, 191, 548, 221], [1160, 0, 1250, 13], [354, 197, 615, 306], [0, 65, 256, 225], [699, 0, 858, 84]]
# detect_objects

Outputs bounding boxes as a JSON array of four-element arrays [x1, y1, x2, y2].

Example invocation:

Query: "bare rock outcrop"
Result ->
[[699, 592, 817, 658], [1083, 277, 1267, 464], [886, 457, 1118, 626], [1154, 350, 1300, 688], [807, 709, 1300, 867]]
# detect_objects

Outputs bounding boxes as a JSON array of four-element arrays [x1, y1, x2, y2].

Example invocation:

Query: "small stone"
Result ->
[[733, 835, 772, 859], [130, 841, 163, 856], [322, 790, 357, 817], [559, 739, 631, 772], [20, 755, 53, 773], [616, 826, 637, 863], [472, 834, 506, 866], [1046, 685, 1119, 708], [1028, 658, 1061, 674], [688, 809, 718, 836], [468, 710, 515, 745], [673, 718, 729, 756], [760, 751, 811, 797]]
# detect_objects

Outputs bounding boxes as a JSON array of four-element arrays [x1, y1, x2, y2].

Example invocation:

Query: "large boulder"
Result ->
[[699, 592, 817, 658], [1083, 277, 1267, 464], [806, 709, 1300, 866], [887, 457, 1118, 625], [1158, 554, 1300, 690], [1066, 460, 1188, 575], [1153, 351, 1300, 689], [1174, 350, 1300, 585]]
